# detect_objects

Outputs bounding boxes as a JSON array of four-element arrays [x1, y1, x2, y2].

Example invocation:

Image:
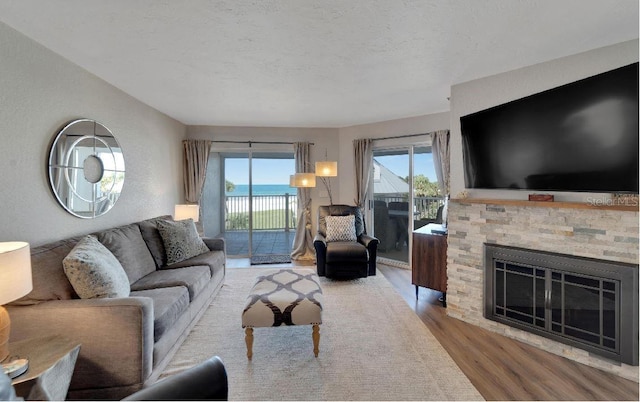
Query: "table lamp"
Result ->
[[0, 242, 32, 378], [174, 204, 200, 222]]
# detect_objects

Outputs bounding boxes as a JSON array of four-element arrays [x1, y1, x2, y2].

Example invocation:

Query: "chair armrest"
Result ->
[[8, 297, 154, 391], [313, 233, 327, 246], [313, 234, 327, 276], [360, 234, 379, 276], [359, 234, 379, 249], [123, 356, 228, 401], [202, 237, 226, 253]]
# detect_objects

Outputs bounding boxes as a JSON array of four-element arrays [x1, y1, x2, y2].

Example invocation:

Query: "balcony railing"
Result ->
[[225, 194, 298, 231], [225, 194, 442, 232], [374, 195, 444, 221]]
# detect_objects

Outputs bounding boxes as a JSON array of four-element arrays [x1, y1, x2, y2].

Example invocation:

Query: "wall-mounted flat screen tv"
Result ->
[[461, 63, 638, 193]]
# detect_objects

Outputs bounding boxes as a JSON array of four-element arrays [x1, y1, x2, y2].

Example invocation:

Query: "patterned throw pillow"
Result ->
[[157, 219, 210, 265], [63, 235, 130, 299], [325, 215, 357, 242]]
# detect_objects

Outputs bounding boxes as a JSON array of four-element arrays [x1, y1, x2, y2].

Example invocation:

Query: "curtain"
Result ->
[[183, 139, 212, 213], [291, 142, 315, 260], [431, 130, 450, 195], [353, 138, 373, 209]]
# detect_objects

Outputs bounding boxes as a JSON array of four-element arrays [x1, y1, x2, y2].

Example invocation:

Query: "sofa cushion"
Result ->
[[130, 286, 190, 342], [97, 224, 156, 284], [131, 266, 211, 301], [165, 250, 226, 278], [325, 215, 357, 242], [137, 216, 173, 269], [157, 219, 210, 265], [63, 235, 131, 299], [10, 238, 82, 305]]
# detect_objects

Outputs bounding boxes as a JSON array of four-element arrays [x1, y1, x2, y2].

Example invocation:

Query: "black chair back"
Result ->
[[317, 205, 365, 237]]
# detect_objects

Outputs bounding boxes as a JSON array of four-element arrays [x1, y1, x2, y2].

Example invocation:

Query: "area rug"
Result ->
[[162, 268, 483, 401], [250, 254, 292, 265]]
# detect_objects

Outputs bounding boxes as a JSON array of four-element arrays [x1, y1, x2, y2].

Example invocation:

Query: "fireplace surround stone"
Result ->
[[446, 199, 639, 381]]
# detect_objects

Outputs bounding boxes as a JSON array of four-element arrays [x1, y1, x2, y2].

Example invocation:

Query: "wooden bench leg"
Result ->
[[245, 328, 253, 360], [312, 324, 320, 357]]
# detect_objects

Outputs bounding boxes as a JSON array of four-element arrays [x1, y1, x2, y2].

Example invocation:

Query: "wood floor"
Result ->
[[227, 258, 639, 400]]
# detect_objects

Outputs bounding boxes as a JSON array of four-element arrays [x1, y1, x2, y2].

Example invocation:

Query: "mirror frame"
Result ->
[[48, 119, 125, 218]]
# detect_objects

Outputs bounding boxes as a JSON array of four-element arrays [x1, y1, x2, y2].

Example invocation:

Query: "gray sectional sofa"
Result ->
[[7, 216, 226, 400]]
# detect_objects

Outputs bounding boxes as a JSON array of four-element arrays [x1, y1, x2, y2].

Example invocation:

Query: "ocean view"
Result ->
[[225, 184, 298, 219], [226, 184, 295, 196]]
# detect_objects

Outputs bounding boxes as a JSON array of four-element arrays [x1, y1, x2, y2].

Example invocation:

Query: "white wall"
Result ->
[[450, 39, 639, 201], [0, 21, 185, 246]]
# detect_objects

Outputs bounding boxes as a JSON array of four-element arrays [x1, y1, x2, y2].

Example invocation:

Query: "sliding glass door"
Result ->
[[222, 152, 297, 263], [372, 145, 442, 266]]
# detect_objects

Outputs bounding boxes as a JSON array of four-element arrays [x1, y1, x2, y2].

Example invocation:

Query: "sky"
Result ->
[[224, 152, 437, 185]]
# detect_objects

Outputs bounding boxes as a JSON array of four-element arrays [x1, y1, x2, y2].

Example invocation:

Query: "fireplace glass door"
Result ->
[[550, 272, 618, 351], [494, 260, 619, 354], [485, 243, 638, 366]]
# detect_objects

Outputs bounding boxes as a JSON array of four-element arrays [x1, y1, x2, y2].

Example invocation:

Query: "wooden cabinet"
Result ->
[[412, 224, 447, 306]]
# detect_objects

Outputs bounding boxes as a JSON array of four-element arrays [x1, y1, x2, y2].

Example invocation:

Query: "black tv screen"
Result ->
[[461, 63, 639, 193]]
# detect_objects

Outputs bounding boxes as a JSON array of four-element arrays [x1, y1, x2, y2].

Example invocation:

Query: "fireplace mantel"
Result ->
[[451, 198, 639, 212]]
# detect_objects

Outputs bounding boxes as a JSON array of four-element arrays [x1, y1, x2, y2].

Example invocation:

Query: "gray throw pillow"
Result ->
[[157, 219, 210, 265], [63, 235, 130, 299], [325, 215, 357, 242]]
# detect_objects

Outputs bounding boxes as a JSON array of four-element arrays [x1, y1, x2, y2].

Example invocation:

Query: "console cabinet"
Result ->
[[412, 225, 447, 306]]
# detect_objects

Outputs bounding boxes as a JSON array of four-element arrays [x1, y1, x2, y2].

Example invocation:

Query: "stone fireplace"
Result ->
[[446, 199, 639, 381]]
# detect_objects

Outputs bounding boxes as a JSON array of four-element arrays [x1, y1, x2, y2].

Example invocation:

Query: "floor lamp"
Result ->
[[291, 161, 338, 205]]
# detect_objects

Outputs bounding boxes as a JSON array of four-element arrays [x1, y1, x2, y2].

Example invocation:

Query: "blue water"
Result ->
[[226, 184, 295, 196]]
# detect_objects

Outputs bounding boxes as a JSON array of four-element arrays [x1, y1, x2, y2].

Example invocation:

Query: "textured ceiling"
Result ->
[[0, 0, 637, 127]]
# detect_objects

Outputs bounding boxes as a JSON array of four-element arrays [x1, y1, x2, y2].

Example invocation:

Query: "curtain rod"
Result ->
[[209, 140, 314, 146], [373, 132, 431, 141]]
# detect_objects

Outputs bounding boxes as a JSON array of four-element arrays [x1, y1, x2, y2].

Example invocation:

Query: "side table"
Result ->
[[9, 335, 80, 401], [412, 223, 448, 307]]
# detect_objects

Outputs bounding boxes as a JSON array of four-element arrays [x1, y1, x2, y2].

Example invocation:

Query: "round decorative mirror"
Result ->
[[48, 119, 125, 218]]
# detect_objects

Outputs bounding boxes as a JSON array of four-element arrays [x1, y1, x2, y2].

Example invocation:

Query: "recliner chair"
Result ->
[[313, 205, 378, 278], [0, 355, 228, 401], [123, 356, 228, 401]]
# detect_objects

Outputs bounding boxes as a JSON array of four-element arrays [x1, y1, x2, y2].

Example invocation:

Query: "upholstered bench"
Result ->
[[241, 269, 323, 359]]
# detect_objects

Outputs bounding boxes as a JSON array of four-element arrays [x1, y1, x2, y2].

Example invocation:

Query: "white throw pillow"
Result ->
[[325, 215, 357, 242], [157, 219, 210, 265], [63, 235, 130, 299]]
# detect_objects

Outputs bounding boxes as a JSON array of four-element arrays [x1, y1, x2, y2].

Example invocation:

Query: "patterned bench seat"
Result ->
[[241, 269, 323, 359]]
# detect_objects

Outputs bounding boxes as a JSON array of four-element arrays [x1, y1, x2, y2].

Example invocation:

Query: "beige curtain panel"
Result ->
[[353, 138, 373, 209], [183, 139, 212, 206], [291, 142, 315, 261], [431, 130, 450, 195]]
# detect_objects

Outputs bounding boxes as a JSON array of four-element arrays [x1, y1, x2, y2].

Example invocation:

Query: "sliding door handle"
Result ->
[[544, 289, 551, 310]]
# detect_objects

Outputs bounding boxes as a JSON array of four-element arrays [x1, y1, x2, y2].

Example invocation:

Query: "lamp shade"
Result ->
[[315, 161, 338, 177], [0, 242, 32, 305], [174, 204, 200, 222], [289, 175, 295, 187], [292, 173, 316, 188]]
